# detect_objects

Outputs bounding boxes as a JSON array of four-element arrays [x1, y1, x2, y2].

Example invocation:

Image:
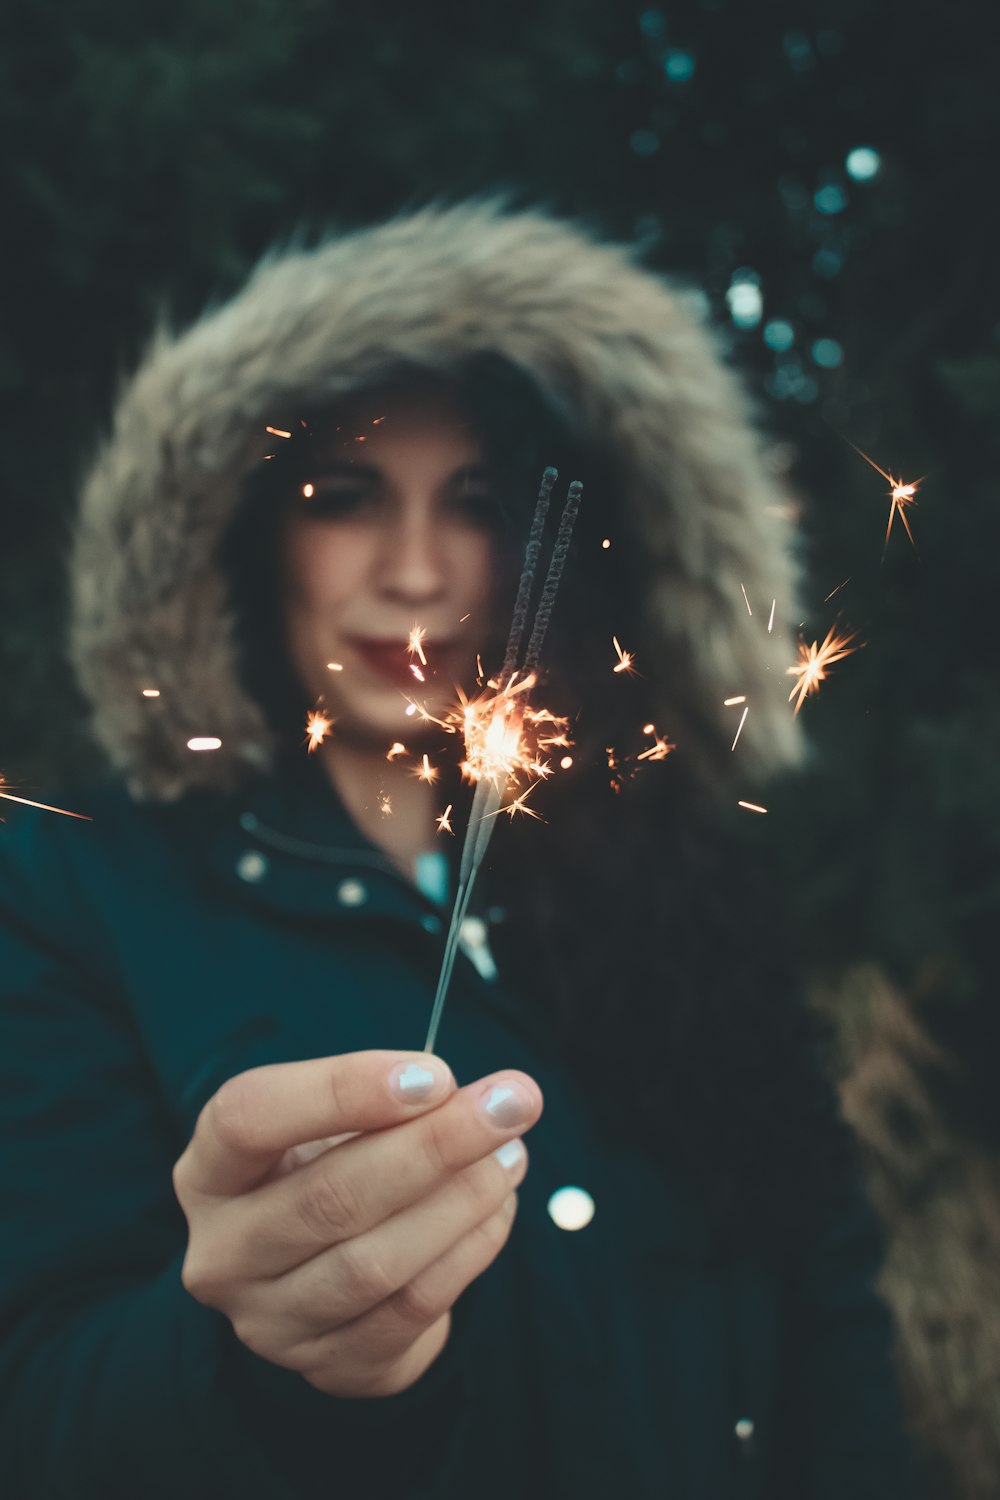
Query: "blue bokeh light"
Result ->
[[764, 319, 796, 351], [846, 146, 881, 181], [811, 338, 844, 368]]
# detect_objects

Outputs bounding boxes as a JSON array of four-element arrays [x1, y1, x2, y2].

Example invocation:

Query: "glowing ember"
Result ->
[[407, 626, 428, 666], [612, 636, 636, 675], [386, 741, 407, 761], [326, 661, 343, 671], [724, 695, 746, 707], [415, 753, 438, 784], [302, 483, 315, 498], [786, 624, 861, 715], [0, 777, 92, 821], [405, 704, 417, 717], [602, 538, 611, 549], [731, 705, 749, 751], [265, 425, 292, 439], [187, 737, 222, 751], [849, 442, 923, 553], [410, 664, 425, 682], [636, 729, 674, 762], [141, 688, 160, 698], [642, 722, 655, 734], [304, 707, 334, 751], [824, 576, 851, 602], [738, 800, 768, 814], [459, 613, 471, 622], [437, 804, 454, 835], [559, 755, 573, 769], [378, 792, 392, 816]]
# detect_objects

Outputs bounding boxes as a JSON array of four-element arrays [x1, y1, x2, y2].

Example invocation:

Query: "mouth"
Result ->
[[347, 637, 461, 688]]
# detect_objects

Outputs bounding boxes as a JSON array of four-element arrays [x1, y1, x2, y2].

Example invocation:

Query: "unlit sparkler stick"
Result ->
[[422, 471, 583, 1054]]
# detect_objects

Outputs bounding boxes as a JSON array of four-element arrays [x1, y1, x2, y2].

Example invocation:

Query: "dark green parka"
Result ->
[[0, 200, 915, 1498]]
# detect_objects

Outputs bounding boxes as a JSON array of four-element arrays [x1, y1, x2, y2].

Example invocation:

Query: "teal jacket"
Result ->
[[0, 759, 915, 1499]]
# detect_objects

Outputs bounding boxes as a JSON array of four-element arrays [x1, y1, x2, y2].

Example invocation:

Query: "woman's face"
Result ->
[[282, 381, 503, 746]]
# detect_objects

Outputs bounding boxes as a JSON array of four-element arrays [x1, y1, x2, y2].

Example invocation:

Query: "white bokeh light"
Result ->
[[547, 1185, 596, 1231], [846, 146, 881, 181]]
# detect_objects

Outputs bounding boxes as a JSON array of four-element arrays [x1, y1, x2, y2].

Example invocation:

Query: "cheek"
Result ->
[[284, 526, 357, 623]]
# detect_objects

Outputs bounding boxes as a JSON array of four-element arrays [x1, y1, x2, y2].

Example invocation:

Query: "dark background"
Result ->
[[2, 0, 998, 1114]]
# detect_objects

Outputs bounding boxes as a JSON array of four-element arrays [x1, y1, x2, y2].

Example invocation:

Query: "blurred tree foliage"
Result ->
[[2, 0, 998, 1117]]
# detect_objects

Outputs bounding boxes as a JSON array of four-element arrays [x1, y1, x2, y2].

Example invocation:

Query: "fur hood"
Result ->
[[70, 196, 805, 801]]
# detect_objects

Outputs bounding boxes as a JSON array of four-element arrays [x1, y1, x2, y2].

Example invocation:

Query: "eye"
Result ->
[[296, 482, 376, 518]]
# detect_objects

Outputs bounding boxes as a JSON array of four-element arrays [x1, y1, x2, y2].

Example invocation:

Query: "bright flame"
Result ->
[[305, 708, 335, 751], [786, 624, 861, 715], [612, 636, 636, 675], [386, 741, 407, 761]]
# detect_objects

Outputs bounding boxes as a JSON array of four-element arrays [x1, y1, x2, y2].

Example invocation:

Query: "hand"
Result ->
[[172, 1050, 542, 1398]]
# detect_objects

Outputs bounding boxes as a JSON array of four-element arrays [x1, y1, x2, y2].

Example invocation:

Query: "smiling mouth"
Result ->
[[348, 637, 459, 686]]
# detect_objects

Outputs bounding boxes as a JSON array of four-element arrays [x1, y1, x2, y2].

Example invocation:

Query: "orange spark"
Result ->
[[559, 755, 573, 769], [407, 626, 428, 666], [378, 792, 393, 816], [602, 538, 611, 550], [738, 801, 768, 814], [731, 705, 749, 751], [265, 425, 292, 439], [849, 442, 923, 553], [740, 584, 753, 616], [0, 778, 92, 821], [460, 613, 471, 622], [724, 695, 746, 707], [326, 661, 343, 671], [824, 576, 851, 602], [786, 624, 861, 716], [410, 664, 425, 683], [612, 636, 637, 675], [386, 741, 407, 761], [642, 722, 655, 734], [305, 707, 335, 751], [415, 754, 438, 784], [437, 804, 454, 835], [141, 688, 160, 698], [636, 729, 675, 762], [187, 737, 222, 751], [767, 599, 776, 634]]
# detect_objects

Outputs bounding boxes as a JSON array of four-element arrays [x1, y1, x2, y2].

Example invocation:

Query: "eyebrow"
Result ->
[[316, 461, 495, 482]]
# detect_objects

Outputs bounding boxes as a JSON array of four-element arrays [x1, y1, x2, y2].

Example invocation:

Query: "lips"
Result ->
[[348, 637, 458, 687]]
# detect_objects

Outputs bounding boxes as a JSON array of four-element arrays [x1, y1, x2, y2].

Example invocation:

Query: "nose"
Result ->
[[373, 512, 447, 605]]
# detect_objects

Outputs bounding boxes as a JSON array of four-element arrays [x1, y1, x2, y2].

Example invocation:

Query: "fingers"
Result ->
[[175, 1051, 456, 1199], [241, 1159, 524, 1394], [219, 1069, 543, 1277]]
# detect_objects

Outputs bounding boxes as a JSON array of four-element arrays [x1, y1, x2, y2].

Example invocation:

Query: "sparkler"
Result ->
[[786, 623, 861, 716], [612, 636, 637, 675], [422, 467, 583, 1054]]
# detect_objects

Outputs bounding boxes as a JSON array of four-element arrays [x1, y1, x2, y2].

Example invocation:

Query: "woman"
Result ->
[[0, 199, 915, 1498]]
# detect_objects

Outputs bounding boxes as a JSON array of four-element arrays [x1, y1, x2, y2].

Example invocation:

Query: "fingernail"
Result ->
[[494, 1138, 526, 1170], [480, 1079, 535, 1129], [389, 1057, 451, 1104]]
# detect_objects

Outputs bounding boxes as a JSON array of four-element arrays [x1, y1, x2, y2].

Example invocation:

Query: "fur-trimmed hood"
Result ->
[[70, 196, 805, 801]]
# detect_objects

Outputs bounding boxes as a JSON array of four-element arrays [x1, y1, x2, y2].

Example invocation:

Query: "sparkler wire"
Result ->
[[422, 470, 583, 1054]]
